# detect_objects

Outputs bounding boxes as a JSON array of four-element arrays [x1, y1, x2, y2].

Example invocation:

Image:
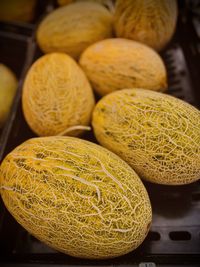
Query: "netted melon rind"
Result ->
[[22, 53, 95, 137], [37, 2, 113, 59], [0, 136, 152, 259], [0, 64, 17, 127], [114, 0, 178, 51], [92, 89, 200, 185], [80, 38, 167, 96]]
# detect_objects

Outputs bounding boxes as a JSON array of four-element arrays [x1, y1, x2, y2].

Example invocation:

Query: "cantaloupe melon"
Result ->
[[37, 2, 113, 59], [114, 0, 178, 51], [0, 136, 152, 259], [0, 64, 17, 128], [80, 38, 167, 96], [92, 89, 200, 185], [22, 53, 95, 137]]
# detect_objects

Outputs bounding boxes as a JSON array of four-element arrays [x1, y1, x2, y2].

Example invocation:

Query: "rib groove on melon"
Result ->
[[80, 38, 167, 96], [0, 136, 152, 259], [114, 0, 178, 51], [92, 89, 200, 185], [22, 53, 95, 137]]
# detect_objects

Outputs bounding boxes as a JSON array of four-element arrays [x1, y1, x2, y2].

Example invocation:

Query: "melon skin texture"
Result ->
[[92, 89, 200, 185], [0, 136, 152, 259], [114, 0, 178, 51], [79, 38, 167, 96], [0, 64, 17, 128], [36, 2, 113, 59], [22, 53, 95, 137]]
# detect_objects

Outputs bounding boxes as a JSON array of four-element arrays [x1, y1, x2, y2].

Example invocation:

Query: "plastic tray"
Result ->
[[0, 1, 200, 266]]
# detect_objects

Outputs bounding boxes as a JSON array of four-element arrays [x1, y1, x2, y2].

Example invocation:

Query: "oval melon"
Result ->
[[114, 0, 178, 51], [0, 136, 152, 259], [36, 2, 113, 59], [92, 89, 200, 185], [57, 0, 114, 11], [80, 38, 167, 96], [22, 53, 95, 137], [0, 64, 17, 128], [0, 0, 36, 22]]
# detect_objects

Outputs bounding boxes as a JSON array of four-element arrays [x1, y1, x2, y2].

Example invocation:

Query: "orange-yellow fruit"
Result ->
[[22, 53, 95, 137], [114, 0, 178, 51], [0, 136, 152, 259], [37, 2, 113, 59], [57, 0, 115, 11], [57, 0, 73, 5], [0, 0, 36, 22], [80, 38, 167, 96], [0, 64, 17, 127], [92, 88, 200, 185]]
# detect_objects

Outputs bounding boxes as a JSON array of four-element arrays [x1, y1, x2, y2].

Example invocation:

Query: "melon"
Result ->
[[0, 64, 17, 128], [0, 136, 152, 259], [80, 38, 167, 96], [57, 0, 73, 5], [0, 0, 36, 22], [57, 0, 115, 12], [114, 0, 178, 51], [36, 2, 113, 59], [22, 53, 95, 137], [92, 89, 200, 185]]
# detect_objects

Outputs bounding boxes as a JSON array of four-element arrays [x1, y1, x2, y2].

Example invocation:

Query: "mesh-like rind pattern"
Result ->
[[79, 38, 167, 96], [36, 2, 113, 59], [114, 0, 178, 51], [0, 64, 17, 127], [22, 53, 95, 137], [92, 89, 200, 185], [0, 136, 152, 259]]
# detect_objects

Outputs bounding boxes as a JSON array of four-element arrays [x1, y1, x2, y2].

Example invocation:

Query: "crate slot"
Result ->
[[146, 231, 161, 241], [169, 231, 191, 241], [192, 192, 200, 202]]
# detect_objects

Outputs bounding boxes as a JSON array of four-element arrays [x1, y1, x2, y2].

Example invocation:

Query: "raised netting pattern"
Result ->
[[22, 53, 95, 137], [0, 1, 200, 266], [0, 136, 152, 259], [92, 88, 200, 185]]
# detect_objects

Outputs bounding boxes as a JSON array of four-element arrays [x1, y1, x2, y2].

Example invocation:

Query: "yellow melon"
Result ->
[[0, 64, 17, 128], [80, 38, 167, 96], [0, 136, 152, 259], [57, 0, 115, 12], [22, 53, 95, 137], [0, 0, 36, 22], [57, 0, 73, 5], [92, 89, 200, 185], [114, 0, 178, 51], [36, 2, 113, 59]]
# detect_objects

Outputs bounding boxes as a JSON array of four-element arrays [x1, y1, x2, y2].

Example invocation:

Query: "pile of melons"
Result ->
[[0, 0, 199, 261]]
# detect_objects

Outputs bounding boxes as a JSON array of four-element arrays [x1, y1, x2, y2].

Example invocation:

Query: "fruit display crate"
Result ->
[[0, 1, 200, 267]]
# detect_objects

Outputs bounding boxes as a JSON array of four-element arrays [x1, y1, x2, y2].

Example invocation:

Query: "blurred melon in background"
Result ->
[[57, 0, 115, 11], [37, 1, 113, 59], [0, 0, 37, 22], [0, 64, 17, 128], [114, 0, 178, 51]]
